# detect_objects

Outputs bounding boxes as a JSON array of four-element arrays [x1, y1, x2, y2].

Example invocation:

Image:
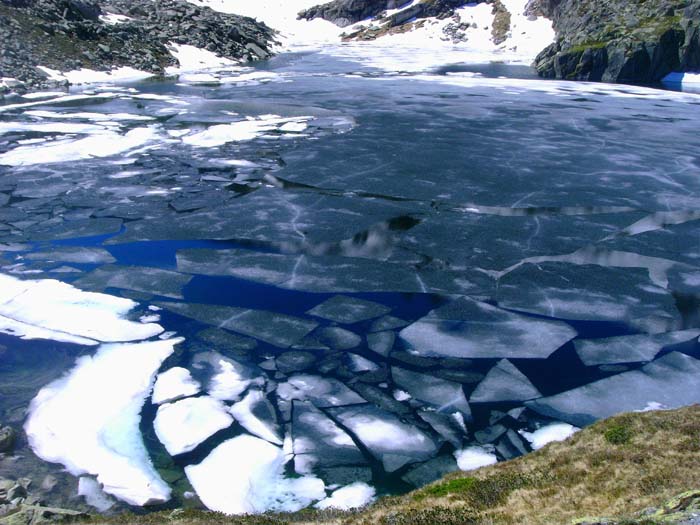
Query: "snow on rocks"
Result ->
[[152, 367, 202, 404], [399, 297, 576, 359], [519, 423, 579, 450], [0, 273, 163, 345], [315, 482, 376, 510], [25, 338, 183, 506], [154, 396, 233, 456], [185, 434, 326, 514]]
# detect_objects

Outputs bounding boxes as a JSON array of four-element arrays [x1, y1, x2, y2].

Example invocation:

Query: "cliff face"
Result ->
[[531, 0, 700, 83], [0, 0, 276, 91]]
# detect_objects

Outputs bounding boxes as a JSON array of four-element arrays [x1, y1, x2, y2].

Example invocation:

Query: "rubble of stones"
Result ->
[[0, 0, 276, 94]]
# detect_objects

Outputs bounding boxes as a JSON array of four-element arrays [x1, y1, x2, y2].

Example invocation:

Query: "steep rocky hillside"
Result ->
[[0, 0, 276, 92], [531, 0, 700, 83]]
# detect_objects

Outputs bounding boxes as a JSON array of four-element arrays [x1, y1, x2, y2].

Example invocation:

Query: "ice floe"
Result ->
[[181, 116, 313, 148], [292, 401, 365, 470], [277, 374, 365, 408], [469, 359, 542, 403], [152, 367, 202, 404], [307, 295, 391, 324], [194, 352, 265, 402], [519, 423, 579, 450], [527, 352, 700, 426], [574, 329, 700, 366], [399, 297, 576, 359], [0, 274, 162, 344], [230, 389, 283, 445], [392, 366, 471, 419], [326, 404, 440, 472], [154, 396, 233, 455], [185, 434, 326, 514], [25, 338, 182, 506]]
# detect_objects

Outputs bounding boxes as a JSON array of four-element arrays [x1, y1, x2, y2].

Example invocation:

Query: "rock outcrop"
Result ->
[[298, 0, 472, 28], [532, 0, 700, 83], [0, 0, 276, 92]]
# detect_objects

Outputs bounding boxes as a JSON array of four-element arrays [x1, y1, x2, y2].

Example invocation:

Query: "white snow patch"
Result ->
[[99, 13, 133, 25], [0, 274, 163, 344], [25, 338, 182, 506], [154, 396, 233, 455], [166, 43, 237, 74], [182, 116, 312, 148], [454, 446, 498, 471], [519, 423, 579, 450], [152, 367, 201, 405], [38, 66, 154, 85], [78, 477, 115, 512], [185, 434, 326, 514], [315, 482, 376, 510], [0, 126, 165, 166]]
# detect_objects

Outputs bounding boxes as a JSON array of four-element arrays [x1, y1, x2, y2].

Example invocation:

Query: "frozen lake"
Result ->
[[1, 50, 700, 514]]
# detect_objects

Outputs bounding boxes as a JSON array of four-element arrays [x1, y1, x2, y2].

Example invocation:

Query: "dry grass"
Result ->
[[78, 406, 700, 525], [347, 405, 700, 525]]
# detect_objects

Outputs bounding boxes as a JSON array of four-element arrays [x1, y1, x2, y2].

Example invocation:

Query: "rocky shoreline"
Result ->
[[530, 0, 700, 83], [0, 0, 276, 94]]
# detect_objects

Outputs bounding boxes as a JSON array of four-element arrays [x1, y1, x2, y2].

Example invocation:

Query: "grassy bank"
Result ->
[[78, 405, 700, 525]]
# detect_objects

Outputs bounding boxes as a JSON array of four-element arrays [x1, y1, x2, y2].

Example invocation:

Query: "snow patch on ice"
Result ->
[[185, 434, 326, 514], [152, 367, 201, 405], [25, 338, 182, 506], [0, 274, 163, 344]]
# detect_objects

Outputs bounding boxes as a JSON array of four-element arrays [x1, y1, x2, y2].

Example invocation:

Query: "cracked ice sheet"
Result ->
[[574, 329, 700, 366], [527, 352, 700, 427], [327, 405, 441, 472], [111, 187, 423, 246], [496, 262, 681, 331], [292, 401, 365, 469], [176, 248, 491, 295], [399, 297, 576, 359], [395, 210, 646, 271], [152, 367, 201, 405], [73, 265, 193, 300], [0, 273, 162, 344], [25, 338, 182, 506], [158, 301, 318, 348], [185, 434, 326, 515]]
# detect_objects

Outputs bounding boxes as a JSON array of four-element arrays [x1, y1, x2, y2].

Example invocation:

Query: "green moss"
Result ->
[[604, 424, 633, 445], [569, 40, 609, 54]]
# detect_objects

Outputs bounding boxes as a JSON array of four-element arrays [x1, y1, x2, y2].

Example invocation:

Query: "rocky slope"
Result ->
[[0, 0, 276, 93], [531, 0, 700, 83], [297, 0, 471, 28]]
